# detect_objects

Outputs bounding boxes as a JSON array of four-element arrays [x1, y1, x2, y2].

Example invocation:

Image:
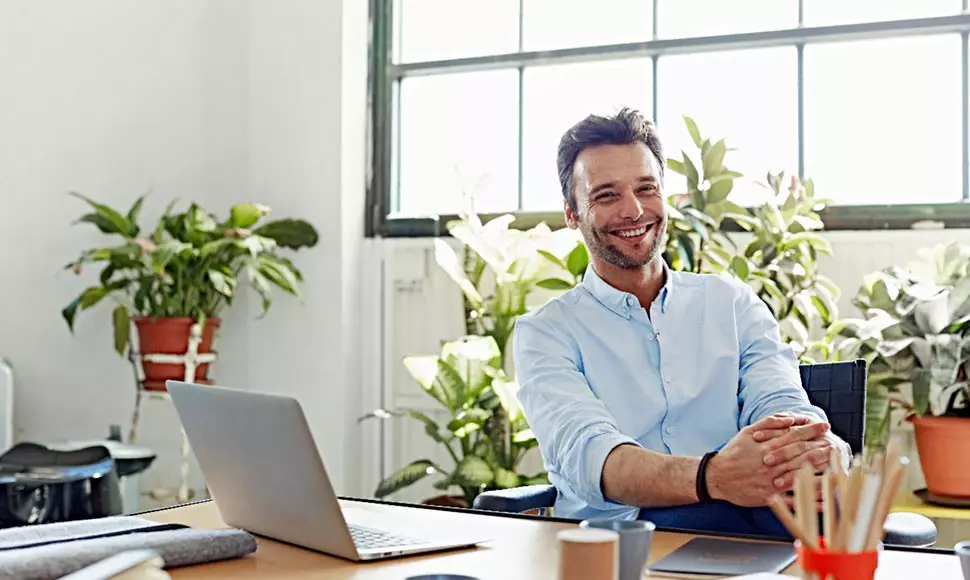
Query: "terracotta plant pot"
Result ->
[[421, 495, 468, 508], [911, 415, 970, 499], [133, 316, 220, 392]]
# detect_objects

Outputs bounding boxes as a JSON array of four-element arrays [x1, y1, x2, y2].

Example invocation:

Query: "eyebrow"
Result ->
[[589, 176, 658, 196]]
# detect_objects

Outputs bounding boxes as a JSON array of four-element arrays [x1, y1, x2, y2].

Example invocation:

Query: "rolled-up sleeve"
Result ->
[[513, 312, 640, 510], [735, 283, 828, 427]]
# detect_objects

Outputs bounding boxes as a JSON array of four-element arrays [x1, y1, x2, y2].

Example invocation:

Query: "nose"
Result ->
[[617, 189, 644, 221]]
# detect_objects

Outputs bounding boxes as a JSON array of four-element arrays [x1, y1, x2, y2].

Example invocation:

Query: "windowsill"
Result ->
[[372, 202, 970, 237]]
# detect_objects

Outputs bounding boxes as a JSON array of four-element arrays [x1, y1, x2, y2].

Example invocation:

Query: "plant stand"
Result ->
[[127, 322, 217, 504]]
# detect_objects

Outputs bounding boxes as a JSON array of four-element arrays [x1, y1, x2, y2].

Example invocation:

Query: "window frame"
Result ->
[[366, 1, 970, 237]]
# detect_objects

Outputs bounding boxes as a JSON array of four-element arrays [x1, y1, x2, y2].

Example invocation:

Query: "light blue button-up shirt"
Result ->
[[513, 265, 827, 521]]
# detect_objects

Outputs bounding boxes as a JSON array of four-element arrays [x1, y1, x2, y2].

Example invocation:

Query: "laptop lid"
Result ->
[[165, 380, 359, 559]]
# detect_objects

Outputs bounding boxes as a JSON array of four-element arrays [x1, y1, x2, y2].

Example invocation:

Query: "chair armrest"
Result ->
[[472, 485, 558, 513]]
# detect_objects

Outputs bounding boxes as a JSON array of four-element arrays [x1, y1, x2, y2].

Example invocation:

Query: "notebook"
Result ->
[[647, 538, 796, 578]]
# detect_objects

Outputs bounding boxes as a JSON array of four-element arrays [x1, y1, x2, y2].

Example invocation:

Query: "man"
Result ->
[[513, 108, 850, 536]]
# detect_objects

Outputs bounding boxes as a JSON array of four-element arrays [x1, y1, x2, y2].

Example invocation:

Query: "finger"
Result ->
[[769, 422, 830, 449], [771, 443, 833, 477], [752, 427, 791, 442], [746, 415, 796, 434], [771, 412, 814, 426], [764, 439, 830, 468]]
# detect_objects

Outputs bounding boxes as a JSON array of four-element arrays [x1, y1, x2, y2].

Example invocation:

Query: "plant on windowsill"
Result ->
[[61, 193, 319, 391], [815, 242, 970, 497]]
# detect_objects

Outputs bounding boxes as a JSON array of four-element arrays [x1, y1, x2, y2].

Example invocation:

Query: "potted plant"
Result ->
[[62, 193, 318, 390], [362, 335, 548, 507], [832, 242, 970, 497]]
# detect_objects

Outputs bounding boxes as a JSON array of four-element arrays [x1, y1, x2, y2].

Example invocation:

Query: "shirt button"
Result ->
[[627, 296, 637, 307], [665, 425, 675, 435]]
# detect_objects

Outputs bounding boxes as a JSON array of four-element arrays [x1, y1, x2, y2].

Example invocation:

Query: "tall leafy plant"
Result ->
[[363, 336, 547, 506], [663, 117, 840, 348], [62, 194, 319, 353]]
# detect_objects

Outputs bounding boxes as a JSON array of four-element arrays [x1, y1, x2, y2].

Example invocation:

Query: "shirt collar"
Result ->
[[582, 262, 674, 319]]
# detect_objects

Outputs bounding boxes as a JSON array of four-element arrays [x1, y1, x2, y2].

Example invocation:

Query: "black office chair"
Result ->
[[473, 360, 937, 547]]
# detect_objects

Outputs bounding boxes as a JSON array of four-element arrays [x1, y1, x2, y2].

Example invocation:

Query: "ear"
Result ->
[[564, 199, 578, 230]]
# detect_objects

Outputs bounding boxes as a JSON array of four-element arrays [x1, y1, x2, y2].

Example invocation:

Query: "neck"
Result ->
[[593, 256, 666, 308]]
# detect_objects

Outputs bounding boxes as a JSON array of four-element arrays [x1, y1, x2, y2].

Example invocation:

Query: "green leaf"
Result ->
[[126, 196, 145, 236], [683, 115, 703, 148], [666, 158, 686, 176], [154, 199, 179, 244], [512, 429, 537, 445], [810, 295, 831, 324], [62, 296, 82, 332], [151, 240, 192, 273], [248, 265, 273, 312], [492, 375, 525, 424], [112, 305, 130, 356], [702, 140, 727, 179], [781, 232, 833, 255], [537, 249, 566, 270], [730, 256, 750, 280], [253, 219, 319, 249], [706, 178, 733, 204], [521, 473, 550, 486], [76, 213, 120, 235], [435, 359, 466, 410], [456, 456, 494, 487], [536, 278, 574, 290], [447, 408, 492, 437], [79, 286, 109, 309], [494, 468, 521, 489], [258, 256, 300, 296], [375, 460, 439, 498], [70, 192, 134, 237], [208, 269, 235, 297], [566, 243, 589, 278], [682, 153, 699, 191], [676, 235, 696, 272], [230, 203, 270, 229]]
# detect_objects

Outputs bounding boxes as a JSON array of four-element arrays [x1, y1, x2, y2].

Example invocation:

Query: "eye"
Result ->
[[638, 184, 659, 194], [594, 191, 618, 202]]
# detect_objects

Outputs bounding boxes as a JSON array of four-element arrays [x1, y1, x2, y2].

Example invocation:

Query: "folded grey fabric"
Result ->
[[0, 515, 257, 580]]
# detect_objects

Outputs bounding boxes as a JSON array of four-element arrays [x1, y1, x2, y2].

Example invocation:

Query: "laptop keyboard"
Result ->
[[349, 524, 424, 549]]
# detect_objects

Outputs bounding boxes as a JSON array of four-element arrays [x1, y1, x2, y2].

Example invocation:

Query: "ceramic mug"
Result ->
[[956, 540, 970, 580], [580, 518, 656, 580]]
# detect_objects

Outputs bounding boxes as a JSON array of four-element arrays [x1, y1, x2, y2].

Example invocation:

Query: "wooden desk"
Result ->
[[893, 491, 970, 521], [143, 499, 964, 579]]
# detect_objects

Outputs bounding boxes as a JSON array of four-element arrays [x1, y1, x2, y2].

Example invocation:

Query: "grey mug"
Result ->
[[580, 519, 655, 580], [956, 540, 970, 580]]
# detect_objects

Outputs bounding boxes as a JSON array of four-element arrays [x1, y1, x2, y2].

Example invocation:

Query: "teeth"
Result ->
[[615, 226, 648, 238]]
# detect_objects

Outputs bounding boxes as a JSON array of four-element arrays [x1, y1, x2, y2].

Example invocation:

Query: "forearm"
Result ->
[[601, 444, 701, 508]]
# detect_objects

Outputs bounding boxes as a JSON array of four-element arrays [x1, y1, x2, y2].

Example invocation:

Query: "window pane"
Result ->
[[804, 36, 962, 204], [397, 0, 519, 63], [657, 47, 797, 206], [397, 71, 520, 217], [803, 0, 961, 26], [522, 0, 652, 51], [657, 0, 797, 39], [521, 59, 653, 211]]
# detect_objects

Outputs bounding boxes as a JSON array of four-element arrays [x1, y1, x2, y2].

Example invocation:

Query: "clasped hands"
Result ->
[[705, 412, 849, 509]]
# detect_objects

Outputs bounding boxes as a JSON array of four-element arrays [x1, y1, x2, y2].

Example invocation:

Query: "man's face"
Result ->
[[565, 143, 666, 270]]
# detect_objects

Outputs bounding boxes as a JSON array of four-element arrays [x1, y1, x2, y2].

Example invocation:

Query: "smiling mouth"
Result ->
[[609, 222, 655, 242]]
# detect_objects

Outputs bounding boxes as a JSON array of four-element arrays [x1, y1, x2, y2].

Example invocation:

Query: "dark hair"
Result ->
[[556, 107, 664, 211]]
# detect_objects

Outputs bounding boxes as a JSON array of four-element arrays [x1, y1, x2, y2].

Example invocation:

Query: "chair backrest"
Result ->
[[798, 360, 866, 455]]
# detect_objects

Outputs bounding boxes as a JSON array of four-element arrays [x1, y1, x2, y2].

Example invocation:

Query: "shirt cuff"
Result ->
[[583, 431, 641, 510]]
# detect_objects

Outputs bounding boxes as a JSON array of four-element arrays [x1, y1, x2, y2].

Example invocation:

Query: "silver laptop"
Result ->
[[166, 380, 488, 561]]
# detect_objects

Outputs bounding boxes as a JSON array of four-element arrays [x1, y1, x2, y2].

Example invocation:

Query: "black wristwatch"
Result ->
[[696, 450, 719, 502]]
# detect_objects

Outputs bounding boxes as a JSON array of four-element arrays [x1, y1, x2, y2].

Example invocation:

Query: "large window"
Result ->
[[368, 1, 970, 236]]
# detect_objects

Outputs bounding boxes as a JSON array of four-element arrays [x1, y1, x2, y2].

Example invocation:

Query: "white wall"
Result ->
[[369, 228, 970, 503], [0, 0, 368, 502]]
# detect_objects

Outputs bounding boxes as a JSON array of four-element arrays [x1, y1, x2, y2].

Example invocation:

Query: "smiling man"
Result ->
[[513, 108, 850, 536]]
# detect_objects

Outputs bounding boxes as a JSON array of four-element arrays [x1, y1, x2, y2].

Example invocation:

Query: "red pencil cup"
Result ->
[[795, 539, 879, 580]]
